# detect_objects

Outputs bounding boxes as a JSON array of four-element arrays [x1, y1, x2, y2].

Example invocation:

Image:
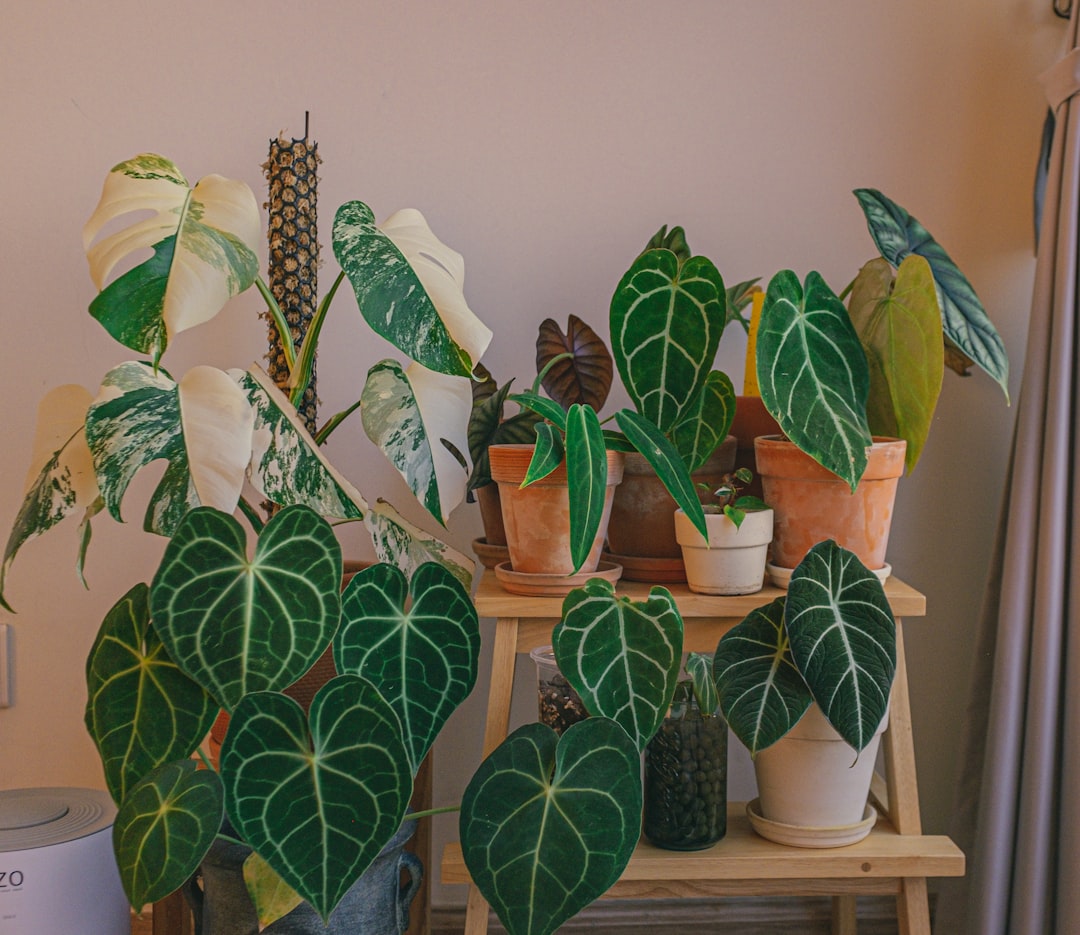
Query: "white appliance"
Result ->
[[0, 787, 130, 934]]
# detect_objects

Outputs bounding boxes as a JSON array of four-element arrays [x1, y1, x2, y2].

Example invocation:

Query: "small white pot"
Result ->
[[673, 507, 773, 595], [754, 703, 887, 831]]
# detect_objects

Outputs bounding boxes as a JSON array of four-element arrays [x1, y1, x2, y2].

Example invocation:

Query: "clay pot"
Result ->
[[754, 435, 905, 572], [605, 437, 737, 579], [730, 396, 781, 500], [489, 444, 624, 575], [475, 483, 507, 547], [674, 507, 773, 595]]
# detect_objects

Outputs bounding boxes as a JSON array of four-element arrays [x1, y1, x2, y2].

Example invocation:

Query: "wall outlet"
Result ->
[[0, 623, 11, 707]]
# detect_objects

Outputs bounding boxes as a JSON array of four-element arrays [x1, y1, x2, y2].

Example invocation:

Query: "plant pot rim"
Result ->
[[674, 506, 774, 549], [488, 444, 625, 486], [754, 435, 906, 483]]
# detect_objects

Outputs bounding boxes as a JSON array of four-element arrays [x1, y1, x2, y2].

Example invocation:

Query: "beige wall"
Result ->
[[0, 0, 1063, 909]]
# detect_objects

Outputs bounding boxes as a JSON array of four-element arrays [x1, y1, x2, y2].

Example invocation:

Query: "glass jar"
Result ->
[[643, 682, 728, 850], [530, 645, 590, 735]]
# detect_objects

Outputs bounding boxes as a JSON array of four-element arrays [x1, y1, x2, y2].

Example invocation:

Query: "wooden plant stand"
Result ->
[[440, 571, 964, 935]]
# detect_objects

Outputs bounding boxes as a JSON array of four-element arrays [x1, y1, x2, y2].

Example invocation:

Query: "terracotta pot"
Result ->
[[754, 435, 905, 571], [730, 396, 781, 500], [475, 482, 507, 547], [489, 443, 624, 575], [674, 507, 773, 595], [605, 437, 737, 574]]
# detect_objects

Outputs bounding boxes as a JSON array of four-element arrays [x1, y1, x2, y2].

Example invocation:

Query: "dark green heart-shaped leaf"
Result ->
[[112, 759, 224, 908], [85, 583, 217, 804], [564, 404, 608, 573], [848, 256, 943, 472], [756, 270, 873, 490], [785, 540, 895, 752], [335, 562, 480, 773], [854, 188, 1009, 399], [460, 719, 642, 935], [713, 597, 811, 755], [221, 675, 412, 922], [554, 578, 683, 750], [150, 505, 342, 712], [610, 250, 726, 433], [615, 407, 706, 541], [670, 369, 736, 472]]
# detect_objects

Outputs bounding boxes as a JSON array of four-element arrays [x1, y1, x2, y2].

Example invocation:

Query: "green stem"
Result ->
[[405, 804, 461, 823], [837, 277, 856, 303], [531, 351, 574, 394], [195, 746, 217, 773], [256, 277, 296, 373], [315, 396, 362, 446], [290, 271, 346, 408], [237, 497, 266, 534]]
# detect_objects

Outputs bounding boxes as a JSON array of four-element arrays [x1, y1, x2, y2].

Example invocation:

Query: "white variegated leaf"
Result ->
[[240, 366, 366, 520], [380, 208, 492, 370], [365, 500, 475, 590]]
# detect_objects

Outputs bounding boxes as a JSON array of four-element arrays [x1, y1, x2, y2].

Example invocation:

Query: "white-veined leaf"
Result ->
[[364, 499, 476, 590]]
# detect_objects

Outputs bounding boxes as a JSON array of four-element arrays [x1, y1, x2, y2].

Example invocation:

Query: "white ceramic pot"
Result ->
[[673, 507, 773, 595], [753, 703, 887, 833]]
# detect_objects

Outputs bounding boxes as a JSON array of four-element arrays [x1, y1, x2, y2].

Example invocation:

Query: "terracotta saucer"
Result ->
[[602, 551, 686, 583], [746, 798, 877, 848], [766, 562, 891, 590], [472, 537, 510, 570], [494, 561, 623, 596]]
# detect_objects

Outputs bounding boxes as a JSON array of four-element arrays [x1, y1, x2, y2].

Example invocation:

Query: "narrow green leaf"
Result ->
[[521, 422, 565, 486], [509, 391, 568, 431], [554, 578, 683, 751], [460, 719, 642, 935], [564, 404, 607, 573]]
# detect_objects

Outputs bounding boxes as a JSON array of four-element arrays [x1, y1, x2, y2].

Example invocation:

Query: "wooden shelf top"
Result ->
[[472, 570, 926, 620], [441, 803, 963, 892]]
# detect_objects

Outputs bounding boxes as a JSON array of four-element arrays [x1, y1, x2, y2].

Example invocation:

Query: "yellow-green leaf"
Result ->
[[243, 851, 304, 928]]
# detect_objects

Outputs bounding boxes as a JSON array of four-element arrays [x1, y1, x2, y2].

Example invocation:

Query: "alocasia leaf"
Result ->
[[554, 578, 683, 751], [535, 315, 614, 410], [221, 675, 412, 922], [82, 154, 261, 367], [85, 583, 217, 804], [112, 759, 224, 908], [460, 719, 642, 935], [149, 505, 342, 712]]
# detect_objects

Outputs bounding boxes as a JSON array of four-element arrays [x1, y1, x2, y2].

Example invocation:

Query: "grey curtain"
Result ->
[[934, 8, 1080, 934]]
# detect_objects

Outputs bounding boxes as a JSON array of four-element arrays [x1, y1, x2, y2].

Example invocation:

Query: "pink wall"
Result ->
[[0, 0, 1063, 909]]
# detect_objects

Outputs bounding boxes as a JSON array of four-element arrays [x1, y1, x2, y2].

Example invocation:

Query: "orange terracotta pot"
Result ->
[[754, 435, 906, 571], [489, 443, 625, 575]]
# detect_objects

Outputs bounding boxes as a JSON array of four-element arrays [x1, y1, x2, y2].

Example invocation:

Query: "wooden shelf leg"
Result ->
[[882, 620, 923, 836], [896, 877, 931, 935], [831, 894, 858, 935]]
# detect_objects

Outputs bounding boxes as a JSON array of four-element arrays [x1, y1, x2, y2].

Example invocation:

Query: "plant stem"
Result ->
[[315, 395, 362, 446], [837, 277, 856, 303], [256, 277, 296, 373], [531, 351, 574, 394], [237, 497, 266, 534], [290, 270, 346, 408], [405, 804, 461, 822]]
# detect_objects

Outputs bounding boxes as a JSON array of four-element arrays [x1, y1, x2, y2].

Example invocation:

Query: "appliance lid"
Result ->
[[0, 787, 116, 852]]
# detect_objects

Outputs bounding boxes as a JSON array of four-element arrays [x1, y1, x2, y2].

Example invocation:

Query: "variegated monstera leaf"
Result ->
[[83, 153, 261, 367]]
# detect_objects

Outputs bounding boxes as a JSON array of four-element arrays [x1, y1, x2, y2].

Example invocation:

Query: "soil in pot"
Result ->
[[754, 435, 905, 573]]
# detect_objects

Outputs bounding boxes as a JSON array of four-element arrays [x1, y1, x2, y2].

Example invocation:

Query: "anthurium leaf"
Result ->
[[112, 759, 224, 908], [713, 596, 811, 756], [460, 719, 642, 935], [85, 583, 217, 804], [364, 499, 475, 590], [521, 422, 565, 486], [848, 256, 944, 472], [221, 675, 412, 922], [854, 188, 1009, 399], [610, 249, 726, 433], [85, 361, 254, 537], [335, 562, 480, 774], [756, 270, 873, 490], [1, 385, 99, 611], [536, 315, 614, 411], [564, 404, 607, 573], [241, 366, 367, 520], [333, 202, 491, 378], [243, 852, 304, 928], [686, 652, 719, 716], [614, 408, 707, 542], [510, 390, 568, 432], [83, 154, 260, 366], [554, 578, 683, 750], [784, 540, 896, 753], [362, 359, 473, 525], [643, 224, 691, 264], [150, 505, 342, 712], [669, 369, 737, 472]]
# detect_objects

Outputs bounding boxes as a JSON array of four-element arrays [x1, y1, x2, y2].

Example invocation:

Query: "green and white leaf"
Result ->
[[784, 540, 896, 753], [460, 719, 642, 935], [610, 249, 726, 433], [85, 583, 217, 804], [848, 256, 943, 472], [85, 362, 254, 537], [686, 652, 719, 716], [243, 852, 304, 929], [112, 759, 224, 908], [756, 270, 873, 490], [241, 366, 366, 520], [615, 408, 707, 542], [149, 505, 342, 712], [335, 562, 480, 774], [669, 369, 736, 472], [1, 385, 99, 611], [362, 359, 472, 525], [364, 499, 476, 590], [333, 202, 491, 378], [713, 597, 811, 755], [83, 154, 260, 366], [221, 676, 412, 922], [564, 404, 608, 574], [854, 188, 1009, 399], [554, 578, 683, 751]]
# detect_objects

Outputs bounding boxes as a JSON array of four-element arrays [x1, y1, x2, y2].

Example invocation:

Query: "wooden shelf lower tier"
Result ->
[[442, 802, 964, 900]]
